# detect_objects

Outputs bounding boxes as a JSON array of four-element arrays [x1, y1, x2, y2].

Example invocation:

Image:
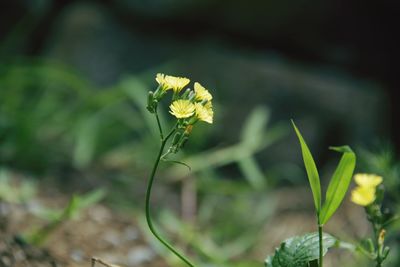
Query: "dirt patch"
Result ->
[[0, 198, 167, 267]]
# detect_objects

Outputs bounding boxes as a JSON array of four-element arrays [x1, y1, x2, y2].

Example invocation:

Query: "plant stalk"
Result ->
[[318, 223, 323, 267], [145, 118, 195, 267]]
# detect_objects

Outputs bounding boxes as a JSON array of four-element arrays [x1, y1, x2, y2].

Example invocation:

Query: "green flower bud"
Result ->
[[146, 91, 156, 113]]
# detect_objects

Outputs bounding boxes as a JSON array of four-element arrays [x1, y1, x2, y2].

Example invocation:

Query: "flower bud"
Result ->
[[181, 88, 191, 99], [382, 246, 390, 260], [146, 91, 156, 113], [378, 229, 386, 247]]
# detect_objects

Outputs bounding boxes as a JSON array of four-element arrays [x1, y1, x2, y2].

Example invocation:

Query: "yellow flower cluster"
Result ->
[[351, 173, 383, 206], [154, 73, 214, 124]]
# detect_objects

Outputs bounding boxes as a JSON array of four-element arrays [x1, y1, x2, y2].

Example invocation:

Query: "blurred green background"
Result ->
[[0, 1, 399, 267]]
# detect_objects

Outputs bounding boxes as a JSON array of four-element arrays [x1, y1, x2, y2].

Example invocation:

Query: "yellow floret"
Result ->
[[194, 82, 213, 101], [169, 100, 195, 119]]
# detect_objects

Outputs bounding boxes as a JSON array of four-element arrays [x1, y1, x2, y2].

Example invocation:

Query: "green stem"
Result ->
[[155, 107, 164, 139], [145, 129, 195, 267], [318, 223, 323, 267], [373, 224, 383, 267]]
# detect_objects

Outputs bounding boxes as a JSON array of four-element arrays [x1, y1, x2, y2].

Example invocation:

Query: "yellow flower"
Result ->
[[169, 100, 195, 119], [354, 173, 383, 188], [194, 82, 213, 101], [155, 73, 168, 90], [195, 102, 213, 124], [351, 186, 376, 206], [351, 173, 383, 206], [155, 73, 190, 93]]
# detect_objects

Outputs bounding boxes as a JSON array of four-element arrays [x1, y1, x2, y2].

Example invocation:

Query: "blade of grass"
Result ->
[[291, 120, 321, 213], [319, 146, 356, 225]]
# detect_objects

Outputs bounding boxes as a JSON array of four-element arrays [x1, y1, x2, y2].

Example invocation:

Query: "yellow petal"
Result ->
[[354, 173, 383, 188], [351, 186, 376, 206]]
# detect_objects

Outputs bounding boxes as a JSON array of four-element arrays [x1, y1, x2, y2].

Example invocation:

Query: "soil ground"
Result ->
[[0, 196, 167, 267]]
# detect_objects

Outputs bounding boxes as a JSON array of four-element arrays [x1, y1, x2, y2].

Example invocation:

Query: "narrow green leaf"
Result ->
[[319, 146, 356, 225], [291, 120, 321, 212], [265, 232, 336, 267]]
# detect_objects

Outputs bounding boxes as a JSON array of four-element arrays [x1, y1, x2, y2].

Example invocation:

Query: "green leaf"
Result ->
[[319, 146, 356, 225], [265, 232, 336, 267], [241, 106, 270, 146], [77, 188, 107, 210], [291, 120, 321, 212]]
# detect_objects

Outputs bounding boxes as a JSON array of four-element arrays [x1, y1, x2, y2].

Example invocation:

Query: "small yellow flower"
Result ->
[[155, 73, 190, 93], [155, 73, 168, 89], [194, 82, 213, 101], [351, 186, 376, 206], [169, 100, 195, 119], [354, 173, 383, 188], [195, 103, 213, 124]]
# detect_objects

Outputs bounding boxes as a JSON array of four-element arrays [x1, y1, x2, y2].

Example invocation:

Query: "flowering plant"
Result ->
[[145, 73, 214, 267], [265, 123, 397, 267], [350, 174, 392, 267]]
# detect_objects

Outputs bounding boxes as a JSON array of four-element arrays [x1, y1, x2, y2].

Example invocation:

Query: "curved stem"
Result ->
[[145, 133, 196, 267]]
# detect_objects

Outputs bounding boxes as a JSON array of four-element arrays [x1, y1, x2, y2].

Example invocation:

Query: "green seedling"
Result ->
[[265, 121, 356, 267], [25, 188, 106, 246]]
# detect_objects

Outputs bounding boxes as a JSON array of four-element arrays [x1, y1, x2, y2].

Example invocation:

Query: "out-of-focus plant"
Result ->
[[358, 146, 400, 266], [25, 188, 106, 246], [0, 61, 163, 175], [0, 168, 37, 203], [350, 174, 397, 267], [0, 167, 105, 246]]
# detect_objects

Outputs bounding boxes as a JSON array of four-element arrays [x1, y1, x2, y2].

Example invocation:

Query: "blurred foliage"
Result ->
[[166, 106, 288, 188], [26, 188, 106, 246], [357, 145, 400, 266], [0, 168, 37, 203], [0, 60, 164, 175], [0, 168, 106, 246]]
